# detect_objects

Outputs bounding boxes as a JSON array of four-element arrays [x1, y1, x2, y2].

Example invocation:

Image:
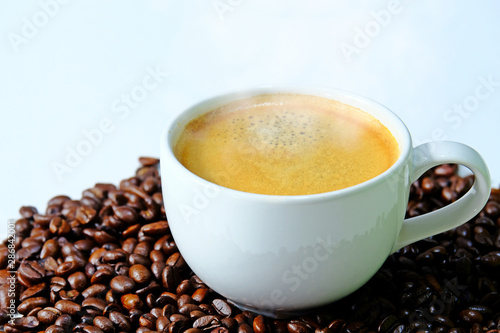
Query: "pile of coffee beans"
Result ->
[[1, 159, 499, 333]]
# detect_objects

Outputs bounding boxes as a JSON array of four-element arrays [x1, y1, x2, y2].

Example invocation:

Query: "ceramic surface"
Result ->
[[160, 87, 491, 314]]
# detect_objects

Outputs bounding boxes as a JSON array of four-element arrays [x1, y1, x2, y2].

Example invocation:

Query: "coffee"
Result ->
[[174, 93, 399, 195]]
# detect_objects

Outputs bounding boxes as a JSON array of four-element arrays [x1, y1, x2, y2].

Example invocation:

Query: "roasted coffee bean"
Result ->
[[327, 319, 346, 333], [3, 324, 22, 333], [40, 239, 60, 259], [128, 307, 143, 324], [109, 275, 136, 293], [74, 239, 96, 253], [178, 294, 195, 308], [149, 249, 166, 263], [213, 327, 230, 333], [192, 287, 209, 303], [485, 201, 500, 218], [10, 315, 40, 330], [232, 312, 247, 325], [41, 256, 59, 272], [129, 264, 152, 284], [184, 328, 203, 333], [113, 205, 139, 224], [81, 325, 105, 333], [200, 303, 217, 315], [481, 251, 500, 268], [159, 304, 175, 319], [315, 328, 333, 333], [82, 297, 107, 314], [139, 313, 157, 329], [17, 297, 49, 314], [33, 214, 53, 227], [0, 270, 10, 286], [30, 226, 51, 241], [236, 323, 252, 333], [15, 218, 31, 239], [80, 314, 95, 325], [102, 249, 127, 264], [167, 252, 187, 271], [221, 317, 238, 332], [93, 316, 114, 333], [55, 261, 78, 277], [288, 321, 312, 333], [134, 328, 150, 333], [52, 313, 71, 326], [55, 299, 82, 315], [138, 156, 159, 167], [157, 291, 179, 307], [213, 298, 232, 317], [18, 261, 45, 284], [109, 311, 132, 331], [76, 206, 97, 224], [434, 315, 454, 328], [122, 223, 141, 238], [459, 309, 483, 325], [82, 284, 108, 299], [176, 279, 194, 296], [154, 315, 170, 331], [129, 253, 152, 266], [65, 253, 87, 269], [19, 282, 48, 301], [434, 164, 456, 176], [121, 293, 143, 310], [60, 240, 77, 255], [6, 159, 500, 333], [162, 265, 179, 292], [170, 318, 191, 333], [20, 205, 38, 218], [113, 262, 129, 276], [467, 305, 492, 316], [140, 221, 169, 237], [49, 217, 71, 235], [141, 176, 158, 194], [416, 250, 434, 264], [37, 307, 61, 325], [149, 307, 162, 319], [133, 241, 153, 257], [291, 319, 314, 333], [377, 315, 399, 333], [179, 303, 202, 316], [143, 293, 156, 309], [59, 289, 80, 302], [253, 315, 268, 333], [121, 238, 138, 254], [170, 313, 190, 324], [93, 230, 118, 244], [67, 271, 88, 291], [194, 315, 221, 330], [136, 280, 161, 297], [49, 276, 67, 292], [44, 324, 66, 333], [21, 238, 42, 249], [188, 311, 205, 322], [26, 307, 42, 318]]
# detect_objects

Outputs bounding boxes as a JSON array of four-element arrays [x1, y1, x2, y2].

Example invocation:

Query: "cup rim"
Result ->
[[161, 85, 412, 203]]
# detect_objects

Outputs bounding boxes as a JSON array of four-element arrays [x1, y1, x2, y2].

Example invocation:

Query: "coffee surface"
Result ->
[[174, 93, 399, 195]]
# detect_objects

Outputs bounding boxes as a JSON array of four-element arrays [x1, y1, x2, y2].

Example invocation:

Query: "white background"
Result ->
[[1, 1, 500, 237]]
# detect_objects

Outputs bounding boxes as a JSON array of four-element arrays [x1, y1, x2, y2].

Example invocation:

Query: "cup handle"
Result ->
[[390, 141, 491, 253]]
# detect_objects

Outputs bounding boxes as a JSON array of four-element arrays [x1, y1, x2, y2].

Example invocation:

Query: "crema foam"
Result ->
[[174, 93, 399, 195]]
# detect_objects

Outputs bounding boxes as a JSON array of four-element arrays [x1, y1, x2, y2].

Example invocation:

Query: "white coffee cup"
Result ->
[[160, 87, 491, 317]]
